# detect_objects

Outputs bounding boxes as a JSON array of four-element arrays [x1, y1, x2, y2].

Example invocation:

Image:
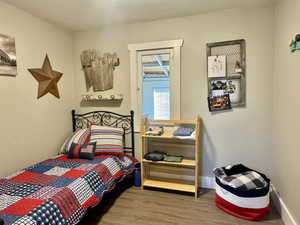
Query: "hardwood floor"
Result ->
[[79, 186, 283, 225]]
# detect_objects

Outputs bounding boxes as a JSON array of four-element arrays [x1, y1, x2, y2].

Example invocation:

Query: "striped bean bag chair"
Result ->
[[213, 164, 271, 221]]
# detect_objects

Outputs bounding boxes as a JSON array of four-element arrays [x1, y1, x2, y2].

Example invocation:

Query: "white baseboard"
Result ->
[[271, 184, 298, 225]]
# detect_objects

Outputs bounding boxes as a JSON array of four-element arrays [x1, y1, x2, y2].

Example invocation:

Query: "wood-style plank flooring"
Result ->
[[79, 186, 283, 225]]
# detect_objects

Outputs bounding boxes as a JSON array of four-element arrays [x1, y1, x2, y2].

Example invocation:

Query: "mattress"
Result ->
[[0, 154, 136, 225]]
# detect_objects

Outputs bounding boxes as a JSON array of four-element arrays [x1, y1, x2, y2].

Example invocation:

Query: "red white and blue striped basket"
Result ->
[[214, 165, 271, 221]]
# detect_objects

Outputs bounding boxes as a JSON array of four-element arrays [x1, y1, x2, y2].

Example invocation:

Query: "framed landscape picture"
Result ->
[[0, 33, 17, 76]]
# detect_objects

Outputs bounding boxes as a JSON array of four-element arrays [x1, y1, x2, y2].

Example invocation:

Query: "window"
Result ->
[[128, 40, 183, 130], [140, 51, 171, 120], [153, 87, 170, 120]]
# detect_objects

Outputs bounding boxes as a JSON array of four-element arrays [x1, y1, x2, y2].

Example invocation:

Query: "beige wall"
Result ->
[[1, 1, 298, 222], [73, 7, 275, 178], [0, 1, 75, 176], [273, 0, 300, 222]]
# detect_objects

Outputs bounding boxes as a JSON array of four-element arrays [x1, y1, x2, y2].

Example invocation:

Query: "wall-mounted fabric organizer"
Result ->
[[207, 39, 246, 108]]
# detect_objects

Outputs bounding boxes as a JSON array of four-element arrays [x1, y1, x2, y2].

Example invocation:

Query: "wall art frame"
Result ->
[[0, 33, 17, 76]]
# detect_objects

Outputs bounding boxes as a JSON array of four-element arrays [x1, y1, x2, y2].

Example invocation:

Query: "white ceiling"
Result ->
[[1, 0, 276, 31]]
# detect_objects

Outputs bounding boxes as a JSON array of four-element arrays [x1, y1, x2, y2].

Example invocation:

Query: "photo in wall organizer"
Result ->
[[0, 33, 17, 76], [227, 77, 242, 104], [209, 79, 228, 96], [208, 94, 231, 112], [207, 55, 226, 78]]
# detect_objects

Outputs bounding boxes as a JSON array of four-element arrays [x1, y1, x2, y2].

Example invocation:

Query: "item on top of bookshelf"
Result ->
[[290, 34, 300, 52], [173, 127, 195, 137], [208, 94, 232, 112], [175, 130, 196, 140], [163, 155, 183, 163], [28, 54, 63, 99], [145, 126, 164, 136], [207, 55, 226, 78], [144, 151, 166, 161]]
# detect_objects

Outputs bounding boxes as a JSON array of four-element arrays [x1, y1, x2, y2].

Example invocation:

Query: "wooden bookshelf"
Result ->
[[140, 118, 202, 198], [143, 158, 196, 167], [143, 179, 195, 193], [141, 134, 196, 141]]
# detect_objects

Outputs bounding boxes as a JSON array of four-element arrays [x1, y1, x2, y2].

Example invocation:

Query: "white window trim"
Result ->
[[128, 39, 183, 131]]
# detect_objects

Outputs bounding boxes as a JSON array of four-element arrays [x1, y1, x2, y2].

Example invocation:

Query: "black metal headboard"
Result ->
[[71, 110, 135, 157]]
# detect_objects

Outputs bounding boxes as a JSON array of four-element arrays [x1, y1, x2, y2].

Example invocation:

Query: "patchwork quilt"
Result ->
[[0, 154, 136, 225]]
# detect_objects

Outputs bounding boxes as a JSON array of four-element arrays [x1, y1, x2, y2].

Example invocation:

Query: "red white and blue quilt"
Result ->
[[0, 154, 136, 225]]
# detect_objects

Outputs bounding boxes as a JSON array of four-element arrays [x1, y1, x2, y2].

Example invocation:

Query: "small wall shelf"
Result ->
[[82, 93, 123, 102], [81, 93, 123, 107]]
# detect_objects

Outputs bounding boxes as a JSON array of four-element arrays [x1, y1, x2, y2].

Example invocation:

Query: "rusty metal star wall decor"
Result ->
[[28, 54, 63, 99]]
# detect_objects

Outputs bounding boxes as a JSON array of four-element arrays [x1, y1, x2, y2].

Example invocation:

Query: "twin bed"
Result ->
[[0, 110, 137, 225]]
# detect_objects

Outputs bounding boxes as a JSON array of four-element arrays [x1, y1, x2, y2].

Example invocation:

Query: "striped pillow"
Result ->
[[60, 128, 91, 154], [90, 125, 124, 155]]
